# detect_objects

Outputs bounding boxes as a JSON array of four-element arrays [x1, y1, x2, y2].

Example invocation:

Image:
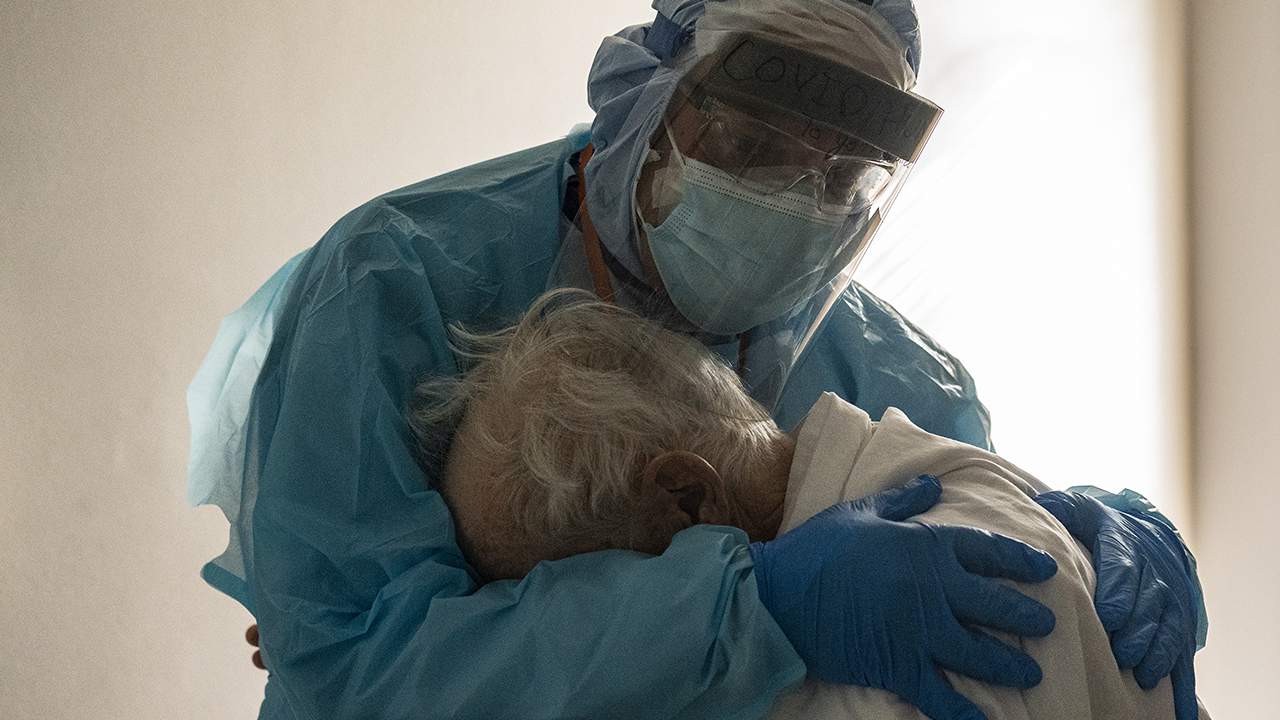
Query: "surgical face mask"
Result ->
[[641, 127, 873, 336]]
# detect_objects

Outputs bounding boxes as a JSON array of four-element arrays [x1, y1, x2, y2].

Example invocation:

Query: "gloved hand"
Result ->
[[1034, 490, 1199, 720], [749, 475, 1058, 720]]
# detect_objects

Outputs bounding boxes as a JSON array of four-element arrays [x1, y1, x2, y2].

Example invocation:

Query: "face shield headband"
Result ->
[[695, 33, 942, 165]]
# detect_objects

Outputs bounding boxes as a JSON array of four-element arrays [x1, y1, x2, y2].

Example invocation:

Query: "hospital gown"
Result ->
[[187, 127, 995, 719]]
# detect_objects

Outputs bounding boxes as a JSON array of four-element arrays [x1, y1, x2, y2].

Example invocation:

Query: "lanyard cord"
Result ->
[[575, 145, 615, 304]]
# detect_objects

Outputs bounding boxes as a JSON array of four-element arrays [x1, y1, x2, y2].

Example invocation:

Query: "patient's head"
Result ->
[[410, 290, 793, 581]]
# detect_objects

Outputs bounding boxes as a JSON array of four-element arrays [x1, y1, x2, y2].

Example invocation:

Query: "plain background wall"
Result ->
[[0, 0, 1258, 717], [862, 0, 1191, 524], [1188, 1, 1280, 715]]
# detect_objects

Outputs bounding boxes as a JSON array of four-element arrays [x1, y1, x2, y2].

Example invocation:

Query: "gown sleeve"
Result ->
[[220, 209, 804, 719]]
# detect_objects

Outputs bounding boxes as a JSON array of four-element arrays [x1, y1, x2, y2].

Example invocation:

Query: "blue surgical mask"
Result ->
[[642, 155, 866, 335]]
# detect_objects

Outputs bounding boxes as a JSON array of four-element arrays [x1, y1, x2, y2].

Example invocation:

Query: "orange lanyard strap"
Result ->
[[574, 145, 749, 377], [575, 145, 615, 304]]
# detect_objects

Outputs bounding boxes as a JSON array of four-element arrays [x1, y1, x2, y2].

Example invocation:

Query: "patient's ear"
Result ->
[[641, 451, 730, 527]]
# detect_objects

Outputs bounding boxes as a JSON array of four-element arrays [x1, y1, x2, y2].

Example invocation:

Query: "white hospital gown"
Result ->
[[765, 392, 1188, 720]]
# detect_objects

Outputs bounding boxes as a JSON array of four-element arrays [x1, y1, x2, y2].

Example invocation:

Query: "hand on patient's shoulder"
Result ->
[[773, 394, 1193, 719], [1035, 490, 1201, 720], [751, 475, 1057, 720]]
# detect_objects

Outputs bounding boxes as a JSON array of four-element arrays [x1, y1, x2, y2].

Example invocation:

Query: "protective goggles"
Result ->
[[667, 91, 898, 214]]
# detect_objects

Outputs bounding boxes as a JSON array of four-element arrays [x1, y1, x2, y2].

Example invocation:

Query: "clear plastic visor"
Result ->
[[633, 34, 942, 341], [626, 13, 942, 405]]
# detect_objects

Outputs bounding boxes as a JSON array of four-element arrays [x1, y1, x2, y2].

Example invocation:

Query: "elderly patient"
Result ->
[[410, 290, 1183, 720]]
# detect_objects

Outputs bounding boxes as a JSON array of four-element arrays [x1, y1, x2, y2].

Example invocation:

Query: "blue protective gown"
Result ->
[[190, 127, 993, 719]]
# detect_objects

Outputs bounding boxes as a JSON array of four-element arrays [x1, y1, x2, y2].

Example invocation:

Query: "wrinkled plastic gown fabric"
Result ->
[[186, 128, 999, 720]]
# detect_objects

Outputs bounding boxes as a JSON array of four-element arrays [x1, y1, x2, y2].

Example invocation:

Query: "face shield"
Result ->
[[581, 0, 941, 408], [636, 6, 942, 343]]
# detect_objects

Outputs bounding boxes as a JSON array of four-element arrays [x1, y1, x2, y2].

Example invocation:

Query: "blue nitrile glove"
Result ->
[[1034, 490, 1200, 720], [749, 475, 1058, 720]]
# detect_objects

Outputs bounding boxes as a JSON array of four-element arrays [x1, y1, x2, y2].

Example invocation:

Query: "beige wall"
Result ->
[[863, 0, 1192, 526], [1188, 1, 1280, 715]]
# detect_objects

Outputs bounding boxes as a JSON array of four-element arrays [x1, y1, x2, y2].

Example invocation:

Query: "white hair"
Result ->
[[409, 289, 785, 576]]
